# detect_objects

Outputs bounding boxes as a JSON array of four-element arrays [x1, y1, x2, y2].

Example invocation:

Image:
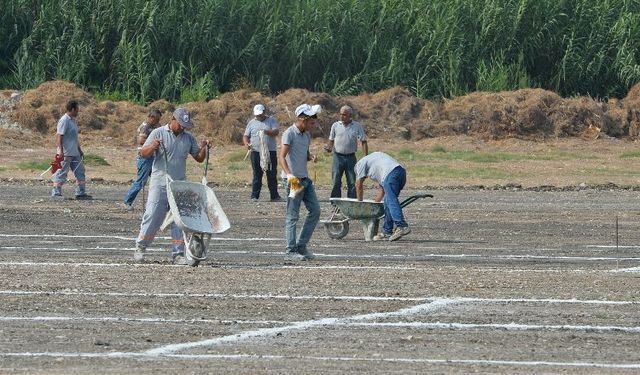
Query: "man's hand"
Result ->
[[199, 139, 211, 149]]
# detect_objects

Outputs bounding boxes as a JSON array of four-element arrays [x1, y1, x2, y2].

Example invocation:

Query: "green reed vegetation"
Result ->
[[1, 0, 639, 103]]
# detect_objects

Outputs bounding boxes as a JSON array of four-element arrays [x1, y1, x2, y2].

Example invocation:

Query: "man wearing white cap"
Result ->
[[243, 104, 282, 202], [278, 103, 322, 261], [325, 105, 368, 198], [133, 107, 211, 265]]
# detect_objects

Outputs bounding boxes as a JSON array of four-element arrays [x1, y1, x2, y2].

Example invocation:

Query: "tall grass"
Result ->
[[1, 0, 639, 101]]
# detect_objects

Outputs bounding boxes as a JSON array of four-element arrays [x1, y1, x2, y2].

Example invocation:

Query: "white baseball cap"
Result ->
[[253, 104, 266, 116], [295, 104, 322, 118]]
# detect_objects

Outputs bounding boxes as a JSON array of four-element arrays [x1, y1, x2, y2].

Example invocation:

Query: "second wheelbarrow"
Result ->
[[322, 193, 433, 241]]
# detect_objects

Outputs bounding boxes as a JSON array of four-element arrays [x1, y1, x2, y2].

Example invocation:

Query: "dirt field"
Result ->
[[0, 181, 639, 374]]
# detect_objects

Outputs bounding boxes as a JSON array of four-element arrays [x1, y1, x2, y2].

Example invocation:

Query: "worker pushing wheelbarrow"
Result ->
[[322, 194, 432, 241], [160, 145, 231, 266], [134, 107, 230, 267], [323, 151, 432, 241]]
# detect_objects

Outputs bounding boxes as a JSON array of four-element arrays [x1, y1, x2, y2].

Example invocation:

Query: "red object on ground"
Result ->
[[50, 154, 63, 174]]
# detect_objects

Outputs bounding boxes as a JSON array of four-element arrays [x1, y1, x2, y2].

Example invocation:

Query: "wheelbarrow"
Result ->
[[160, 146, 230, 266], [322, 193, 433, 241]]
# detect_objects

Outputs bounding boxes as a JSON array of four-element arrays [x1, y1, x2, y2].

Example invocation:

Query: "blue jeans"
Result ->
[[124, 155, 153, 205], [330, 152, 357, 198], [382, 166, 408, 234], [285, 178, 320, 253], [250, 151, 280, 199]]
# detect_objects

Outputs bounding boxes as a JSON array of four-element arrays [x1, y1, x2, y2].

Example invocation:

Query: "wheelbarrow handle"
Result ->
[[400, 193, 433, 208]]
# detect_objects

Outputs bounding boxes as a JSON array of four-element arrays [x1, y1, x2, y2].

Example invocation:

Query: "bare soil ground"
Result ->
[[1, 82, 640, 374], [0, 182, 639, 374]]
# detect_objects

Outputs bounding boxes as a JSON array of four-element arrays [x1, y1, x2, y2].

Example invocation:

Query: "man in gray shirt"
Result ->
[[278, 103, 322, 261], [243, 104, 282, 202], [355, 151, 410, 241], [134, 108, 211, 265], [325, 105, 368, 198], [51, 100, 91, 200]]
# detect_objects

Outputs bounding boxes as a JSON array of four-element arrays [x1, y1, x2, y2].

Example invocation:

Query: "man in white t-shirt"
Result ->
[[355, 152, 410, 242], [243, 104, 282, 202]]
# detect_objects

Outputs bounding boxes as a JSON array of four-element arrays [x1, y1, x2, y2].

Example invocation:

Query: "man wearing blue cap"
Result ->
[[133, 107, 211, 265]]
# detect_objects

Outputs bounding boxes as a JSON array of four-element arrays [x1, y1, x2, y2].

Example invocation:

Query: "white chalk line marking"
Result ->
[[0, 261, 609, 273], [3, 316, 638, 334], [0, 233, 280, 242], [342, 322, 640, 334], [0, 290, 636, 305], [0, 316, 283, 325], [1, 352, 638, 369], [145, 298, 458, 355], [612, 266, 640, 273], [2, 247, 639, 262]]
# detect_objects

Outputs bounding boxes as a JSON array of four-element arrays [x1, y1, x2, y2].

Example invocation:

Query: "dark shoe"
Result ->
[[270, 196, 283, 202], [299, 248, 315, 260], [389, 226, 411, 241], [75, 194, 93, 200]]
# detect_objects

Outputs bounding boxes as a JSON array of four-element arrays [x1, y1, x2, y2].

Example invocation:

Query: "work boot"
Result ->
[[373, 232, 391, 241], [284, 251, 305, 261], [134, 245, 146, 263], [389, 226, 411, 241], [172, 253, 188, 265], [51, 187, 63, 200]]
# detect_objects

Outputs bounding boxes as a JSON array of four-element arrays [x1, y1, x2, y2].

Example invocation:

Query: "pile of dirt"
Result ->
[[6, 80, 640, 149]]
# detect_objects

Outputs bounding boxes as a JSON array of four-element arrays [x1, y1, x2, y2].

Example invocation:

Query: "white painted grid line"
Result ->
[[0, 352, 638, 369], [1, 291, 637, 305], [3, 316, 639, 334], [144, 298, 460, 355]]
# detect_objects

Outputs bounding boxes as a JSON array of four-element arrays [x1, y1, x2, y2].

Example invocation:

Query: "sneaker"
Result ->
[[134, 245, 146, 263], [389, 226, 411, 241], [75, 194, 93, 200], [373, 232, 391, 241], [122, 202, 134, 212], [298, 248, 315, 260], [251, 197, 259, 202], [284, 251, 305, 261], [51, 194, 64, 201], [270, 196, 283, 202], [172, 253, 188, 265]]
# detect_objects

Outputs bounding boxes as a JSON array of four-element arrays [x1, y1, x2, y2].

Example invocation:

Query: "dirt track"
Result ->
[[0, 182, 639, 374]]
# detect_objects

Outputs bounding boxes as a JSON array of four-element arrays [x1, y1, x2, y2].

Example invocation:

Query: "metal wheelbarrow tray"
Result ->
[[322, 193, 433, 241], [161, 179, 231, 267]]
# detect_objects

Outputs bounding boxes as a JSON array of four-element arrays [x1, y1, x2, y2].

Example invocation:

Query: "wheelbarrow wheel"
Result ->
[[185, 233, 205, 267], [325, 221, 349, 239]]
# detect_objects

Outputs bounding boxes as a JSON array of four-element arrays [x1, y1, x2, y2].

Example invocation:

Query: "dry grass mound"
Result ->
[[6, 80, 640, 150]]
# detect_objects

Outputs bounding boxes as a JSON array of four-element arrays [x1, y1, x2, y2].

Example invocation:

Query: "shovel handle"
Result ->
[[204, 146, 210, 179]]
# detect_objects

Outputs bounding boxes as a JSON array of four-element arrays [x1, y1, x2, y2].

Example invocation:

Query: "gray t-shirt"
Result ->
[[281, 124, 310, 178], [137, 121, 156, 146], [355, 152, 402, 185], [329, 120, 367, 154], [145, 125, 200, 185], [244, 116, 279, 152], [56, 113, 80, 157]]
